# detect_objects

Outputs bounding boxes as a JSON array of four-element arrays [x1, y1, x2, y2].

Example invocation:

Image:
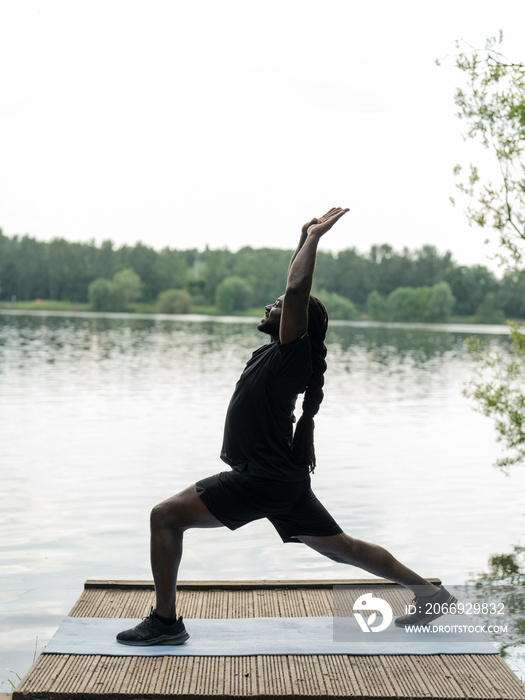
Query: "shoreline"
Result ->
[[0, 306, 516, 335], [0, 302, 521, 329]]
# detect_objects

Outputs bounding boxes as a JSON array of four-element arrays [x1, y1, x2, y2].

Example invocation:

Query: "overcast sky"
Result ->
[[1, 1, 524, 274]]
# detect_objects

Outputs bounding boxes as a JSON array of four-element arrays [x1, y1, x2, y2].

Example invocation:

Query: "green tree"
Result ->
[[156, 248, 188, 293], [331, 248, 375, 304], [413, 245, 454, 288], [414, 286, 432, 321], [98, 240, 115, 280], [474, 293, 506, 324], [451, 33, 525, 469], [464, 324, 525, 470], [496, 270, 525, 318], [46, 238, 69, 300], [127, 243, 159, 300], [200, 248, 229, 304], [112, 268, 143, 309], [316, 290, 360, 321], [424, 281, 456, 322], [445, 265, 499, 316], [312, 251, 338, 295], [88, 268, 142, 311], [88, 278, 115, 311], [386, 287, 420, 322], [186, 251, 206, 306], [157, 289, 191, 314], [232, 247, 289, 306], [12, 235, 46, 299], [366, 290, 387, 321], [451, 32, 525, 266], [369, 245, 416, 297], [215, 276, 253, 314]]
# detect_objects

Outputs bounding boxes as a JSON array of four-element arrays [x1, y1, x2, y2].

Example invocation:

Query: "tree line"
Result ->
[[1, 229, 524, 322]]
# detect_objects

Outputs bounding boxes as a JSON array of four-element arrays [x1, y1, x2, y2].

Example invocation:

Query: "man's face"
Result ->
[[257, 295, 284, 337]]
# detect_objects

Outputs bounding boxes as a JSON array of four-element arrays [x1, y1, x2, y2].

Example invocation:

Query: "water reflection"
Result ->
[[0, 312, 511, 367], [459, 546, 525, 680], [328, 322, 510, 365]]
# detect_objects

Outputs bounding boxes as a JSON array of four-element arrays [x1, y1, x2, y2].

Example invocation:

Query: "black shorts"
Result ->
[[196, 469, 343, 544]]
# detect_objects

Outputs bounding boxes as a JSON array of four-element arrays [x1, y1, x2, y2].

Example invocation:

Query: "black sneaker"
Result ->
[[116, 608, 190, 646], [395, 586, 457, 628]]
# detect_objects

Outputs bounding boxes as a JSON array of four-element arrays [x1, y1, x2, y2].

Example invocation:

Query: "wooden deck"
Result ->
[[12, 579, 525, 700]]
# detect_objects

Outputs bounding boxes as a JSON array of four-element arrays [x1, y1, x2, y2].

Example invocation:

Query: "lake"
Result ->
[[1, 310, 524, 686]]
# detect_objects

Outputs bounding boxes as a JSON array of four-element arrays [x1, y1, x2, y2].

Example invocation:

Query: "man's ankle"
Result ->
[[155, 608, 177, 625], [412, 584, 441, 598]]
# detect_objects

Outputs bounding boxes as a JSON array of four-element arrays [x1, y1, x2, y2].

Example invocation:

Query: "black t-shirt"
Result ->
[[220, 334, 313, 481]]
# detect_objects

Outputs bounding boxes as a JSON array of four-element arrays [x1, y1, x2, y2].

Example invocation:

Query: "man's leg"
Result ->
[[296, 532, 459, 626], [116, 484, 225, 645], [296, 532, 439, 595], [150, 484, 224, 619]]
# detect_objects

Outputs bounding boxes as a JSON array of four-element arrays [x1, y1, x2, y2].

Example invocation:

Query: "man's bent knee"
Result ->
[[150, 499, 183, 534], [150, 484, 223, 532]]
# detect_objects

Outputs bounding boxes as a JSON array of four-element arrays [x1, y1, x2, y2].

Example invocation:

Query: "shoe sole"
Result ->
[[394, 595, 458, 628], [116, 630, 190, 646]]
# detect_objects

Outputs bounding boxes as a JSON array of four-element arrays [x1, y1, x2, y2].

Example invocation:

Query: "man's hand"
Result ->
[[301, 218, 318, 237], [306, 207, 349, 237]]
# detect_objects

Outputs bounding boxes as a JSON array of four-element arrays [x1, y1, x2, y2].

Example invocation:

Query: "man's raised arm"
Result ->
[[280, 207, 349, 345]]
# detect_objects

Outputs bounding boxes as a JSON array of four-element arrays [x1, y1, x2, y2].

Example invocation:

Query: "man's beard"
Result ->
[[257, 318, 276, 336]]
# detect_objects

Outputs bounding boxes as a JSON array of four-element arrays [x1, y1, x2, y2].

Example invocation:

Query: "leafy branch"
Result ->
[[451, 31, 525, 266], [464, 322, 525, 471]]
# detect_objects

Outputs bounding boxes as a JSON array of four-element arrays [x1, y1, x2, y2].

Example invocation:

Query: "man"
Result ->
[[117, 207, 456, 646]]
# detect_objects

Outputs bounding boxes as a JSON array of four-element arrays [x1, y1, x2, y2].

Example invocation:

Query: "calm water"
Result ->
[[1, 311, 525, 686]]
